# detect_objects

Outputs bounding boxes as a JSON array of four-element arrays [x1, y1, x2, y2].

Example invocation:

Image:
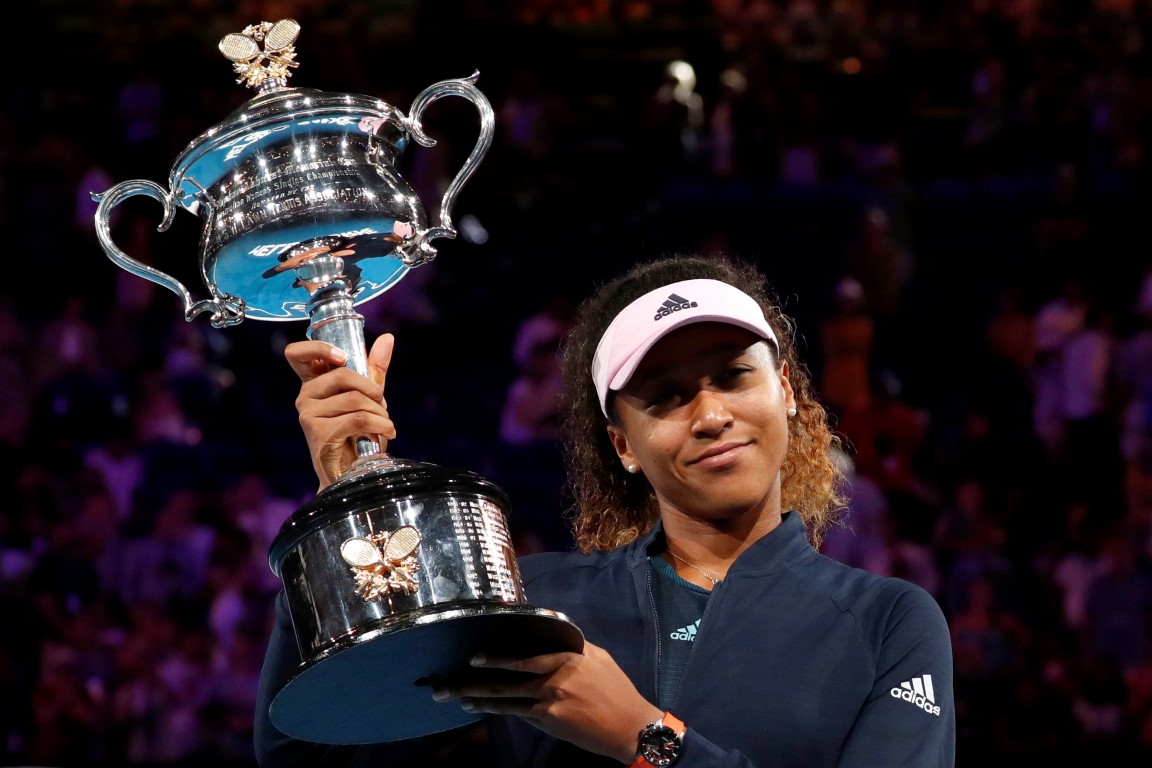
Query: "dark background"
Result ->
[[3, 1, 1152, 765]]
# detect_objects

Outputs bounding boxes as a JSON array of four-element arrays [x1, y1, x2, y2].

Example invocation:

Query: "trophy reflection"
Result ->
[[92, 19, 583, 745]]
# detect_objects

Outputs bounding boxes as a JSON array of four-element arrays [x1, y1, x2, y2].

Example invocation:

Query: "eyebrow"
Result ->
[[635, 340, 767, 382]]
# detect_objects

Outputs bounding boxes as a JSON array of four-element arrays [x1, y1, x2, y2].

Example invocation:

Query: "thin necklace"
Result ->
[[666, 548, 721, 586]]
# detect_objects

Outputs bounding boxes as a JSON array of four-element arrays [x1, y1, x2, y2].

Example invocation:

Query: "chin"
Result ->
[[684, 492, 775, 523]]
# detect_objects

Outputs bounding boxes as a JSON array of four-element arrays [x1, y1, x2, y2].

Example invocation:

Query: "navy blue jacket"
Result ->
[[255, 511, 956, 767]]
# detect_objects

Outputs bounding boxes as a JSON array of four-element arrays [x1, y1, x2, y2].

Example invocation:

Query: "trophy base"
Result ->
[[269, 603, 584, 744], [268, 455, 584, 744]]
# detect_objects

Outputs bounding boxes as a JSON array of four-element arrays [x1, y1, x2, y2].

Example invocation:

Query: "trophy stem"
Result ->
[[300, 247, 380, 459]]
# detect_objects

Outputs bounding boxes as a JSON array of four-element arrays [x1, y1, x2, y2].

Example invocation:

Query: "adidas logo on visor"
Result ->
[[653, 293, 698, 321]]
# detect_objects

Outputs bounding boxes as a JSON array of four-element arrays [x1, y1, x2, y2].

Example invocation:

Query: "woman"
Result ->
[[255, 253, 956, 767]]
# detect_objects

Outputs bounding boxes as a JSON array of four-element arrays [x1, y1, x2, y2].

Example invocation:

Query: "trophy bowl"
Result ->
[[92, 19, 584, 744], [94, 18, 483, 331]]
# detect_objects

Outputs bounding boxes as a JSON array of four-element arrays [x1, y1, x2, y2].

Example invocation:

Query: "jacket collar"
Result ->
[[632, 510, 814, 576]]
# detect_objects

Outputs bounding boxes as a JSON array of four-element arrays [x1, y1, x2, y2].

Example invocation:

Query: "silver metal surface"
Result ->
[[274, 474, 528, 655], [268, 456, 584, 744]]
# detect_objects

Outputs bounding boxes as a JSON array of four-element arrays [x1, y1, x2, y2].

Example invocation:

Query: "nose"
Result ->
[[690, 391, 734, 437]]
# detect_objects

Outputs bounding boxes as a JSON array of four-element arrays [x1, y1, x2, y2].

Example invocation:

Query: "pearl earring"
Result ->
[[787, 407, 797, 418], [626, 463, 638, 474]]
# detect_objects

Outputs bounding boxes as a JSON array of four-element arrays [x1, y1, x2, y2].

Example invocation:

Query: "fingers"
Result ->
[[286, 334, 398, 487], [431, 642, 653, 760], [298, 388, 395, 487], [430, 651, 574, 704], [284, 340, 348, 383], [467, 651, 574, 676], [295, 368, 396, 451], [296, 389, 395, 439], [289, 334, 394, 404]]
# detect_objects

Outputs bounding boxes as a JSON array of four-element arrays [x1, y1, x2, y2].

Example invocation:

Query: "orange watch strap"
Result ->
[[662, 712, 685, 733], [629, 711, 686, 768]]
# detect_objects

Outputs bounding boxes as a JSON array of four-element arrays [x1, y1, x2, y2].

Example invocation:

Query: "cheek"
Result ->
[[746, 398, 792, 456], [633, 423, 674, 462], [738, 386, 785, 423], [621, 418, 681, 470]]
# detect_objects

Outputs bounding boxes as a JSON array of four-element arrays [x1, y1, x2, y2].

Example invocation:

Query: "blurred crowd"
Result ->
[[5, 0, 1152, 765]]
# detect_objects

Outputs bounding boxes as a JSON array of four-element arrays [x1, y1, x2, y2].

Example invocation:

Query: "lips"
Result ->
[[688, 441, 749, 467]]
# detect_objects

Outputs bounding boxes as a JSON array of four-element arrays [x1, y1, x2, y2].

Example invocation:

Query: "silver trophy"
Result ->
[[93, 19, 583, 745]]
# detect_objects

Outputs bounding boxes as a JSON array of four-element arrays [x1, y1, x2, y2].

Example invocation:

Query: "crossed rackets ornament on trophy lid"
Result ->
[[92, 19, 583, 745]]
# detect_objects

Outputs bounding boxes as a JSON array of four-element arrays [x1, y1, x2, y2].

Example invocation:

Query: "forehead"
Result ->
[[628, 323, 773, 382]]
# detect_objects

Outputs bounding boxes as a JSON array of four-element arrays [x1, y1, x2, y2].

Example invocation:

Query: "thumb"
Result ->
[[367, 333, 395, 389]]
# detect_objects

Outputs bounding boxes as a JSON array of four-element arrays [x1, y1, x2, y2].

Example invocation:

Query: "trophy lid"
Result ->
[[171, 88, 406, 212], [170, 19, 407, 213]]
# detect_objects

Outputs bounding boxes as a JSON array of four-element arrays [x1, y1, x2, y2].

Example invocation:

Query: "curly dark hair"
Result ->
[[558, 252, 847, 553]]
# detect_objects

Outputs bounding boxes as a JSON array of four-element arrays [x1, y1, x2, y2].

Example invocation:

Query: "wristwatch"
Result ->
[[631, 711, 685, 767]]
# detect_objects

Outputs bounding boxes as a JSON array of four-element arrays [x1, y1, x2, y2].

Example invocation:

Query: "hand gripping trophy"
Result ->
[[93, 20, 583, 745]]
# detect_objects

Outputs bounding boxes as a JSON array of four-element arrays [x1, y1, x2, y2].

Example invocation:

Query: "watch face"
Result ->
[[640, 723, 682, 766]]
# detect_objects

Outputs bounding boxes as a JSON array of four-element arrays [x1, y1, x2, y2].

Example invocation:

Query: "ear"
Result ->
[[606, 424, 636, 471], [779, 360, 796, 412]]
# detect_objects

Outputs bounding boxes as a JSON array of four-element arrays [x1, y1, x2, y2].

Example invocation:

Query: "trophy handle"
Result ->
[[92, 180, 246, 328], [400, 71, 494, 265]]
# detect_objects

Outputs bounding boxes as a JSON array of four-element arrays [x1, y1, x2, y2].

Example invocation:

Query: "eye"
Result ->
[[645, 388, 681, 409], [715, 365, 752, 386]]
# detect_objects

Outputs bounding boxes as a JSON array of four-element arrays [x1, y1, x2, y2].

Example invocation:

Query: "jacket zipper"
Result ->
[[646, 560, 662, 705]]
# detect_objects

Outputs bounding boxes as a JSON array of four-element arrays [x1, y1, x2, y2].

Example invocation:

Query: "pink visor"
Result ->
[[592, 278, 779, 416]]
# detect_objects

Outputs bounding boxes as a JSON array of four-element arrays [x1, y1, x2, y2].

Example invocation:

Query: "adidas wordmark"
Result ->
[[670, 620, 700, 641], [890, 675, 941, 716], [653, 293, 698, 321]]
